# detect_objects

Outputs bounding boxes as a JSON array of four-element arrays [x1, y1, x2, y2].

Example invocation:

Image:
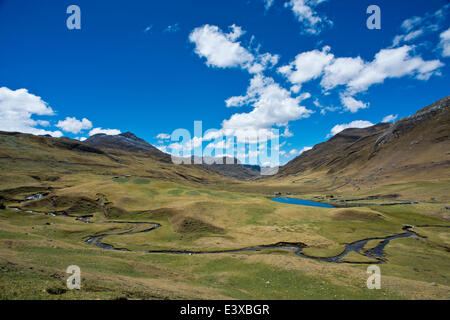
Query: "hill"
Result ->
[[274, 96, 450, 193]]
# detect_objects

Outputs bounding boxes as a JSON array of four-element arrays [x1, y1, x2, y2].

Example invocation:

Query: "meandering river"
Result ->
[[8, 194, 448, 264]]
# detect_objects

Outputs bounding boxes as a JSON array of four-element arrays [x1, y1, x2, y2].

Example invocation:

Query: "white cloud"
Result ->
[[247, 52, 280, 74], [263, 0, 274, 10], [392, 30, 424, 47], [89, 127, 121, 136], [279, 45, 443, 113], [56, 117, 92, 134], [321, 56, 365, 91], [278, 46, 333, 85], [189, 24, 254, 69], [0, 87, 63, 137], [290, 84, 301, 93], [282, 126, 293, 138], [401, 16, 423, 33], [439, 28, 450, 57], [144, 25, 153, 33], [222, 74, 313, 140], [156, 145, 168, 153], [300, 146, 312, 154], [340, 94, 369, 113], [189, 24, 279, 74], [289, 146, 311, 156], [164, 23, 180, 33], [393, 4, 450, 47], [75, 137, 87, 142], [347, 46, 444, 93], [313, 99, 338, 114], [36, 120, 50, 127], [382, 114, 398, 123], [328, 120, 374, 137], [156, 133, 171, 139], [285, 0, 332, 35]]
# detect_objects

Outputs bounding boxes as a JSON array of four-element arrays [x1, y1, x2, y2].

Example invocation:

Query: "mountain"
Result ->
[[85, 132, 165, 155], [198, 157, 261, 180], [85, 133, 261, 179], [279, 123, 391, 176], [276, 96, 450, 191], [0, 129, 261, 184], [0, 131, 235, 185]]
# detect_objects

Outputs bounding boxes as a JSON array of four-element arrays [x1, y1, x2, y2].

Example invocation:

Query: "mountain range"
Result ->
[[0, 96, 448, 189]]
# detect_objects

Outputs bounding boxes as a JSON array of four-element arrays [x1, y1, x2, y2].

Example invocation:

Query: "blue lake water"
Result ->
[[271, 197, 334, 208]]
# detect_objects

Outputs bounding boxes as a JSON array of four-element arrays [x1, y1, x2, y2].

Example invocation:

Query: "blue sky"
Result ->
[[0, 0, 449, 165]]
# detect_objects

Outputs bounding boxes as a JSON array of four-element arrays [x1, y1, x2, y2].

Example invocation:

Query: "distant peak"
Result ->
[[120, 132, 138, 139]]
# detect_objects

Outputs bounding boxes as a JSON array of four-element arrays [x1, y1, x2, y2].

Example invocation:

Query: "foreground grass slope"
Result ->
[[1, 170, 449, 299]]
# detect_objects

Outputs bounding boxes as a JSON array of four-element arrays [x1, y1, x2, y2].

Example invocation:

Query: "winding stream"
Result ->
[[7, 194, 448, 264]]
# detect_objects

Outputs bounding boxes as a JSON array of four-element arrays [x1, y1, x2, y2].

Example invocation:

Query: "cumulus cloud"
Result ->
[[340, 94, 369, 113], [382, 114, 398, 123], [328, 120, 374, 137], [278, 46, 333, 85], [281, 45, 443, 92], [0, 87, 63, 137], [222, 74, 313, 140], [189, 24, 278, 74], [321, 56, 365, 90], [189, 24, 254, 69], [440, 28, 450, 57], [347, 46, 443, 93], [56, 117, 92, 134], [89, 127, 121, 136], [248, 52, 280, 74], [285, 0, 332, 35]]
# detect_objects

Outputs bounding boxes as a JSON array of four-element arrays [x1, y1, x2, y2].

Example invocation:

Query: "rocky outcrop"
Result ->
[[375, 96, 449, 149]]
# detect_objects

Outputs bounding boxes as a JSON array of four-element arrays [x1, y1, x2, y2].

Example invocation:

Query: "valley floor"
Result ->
[[0, 173, 449, 299]]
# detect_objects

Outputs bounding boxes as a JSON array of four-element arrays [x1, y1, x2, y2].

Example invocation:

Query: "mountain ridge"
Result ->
[[275, 96, 449, 191]]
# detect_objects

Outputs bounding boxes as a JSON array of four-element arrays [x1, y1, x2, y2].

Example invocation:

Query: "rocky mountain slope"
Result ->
[[85, 132, 165, 155], [276, 96, 450, 190]]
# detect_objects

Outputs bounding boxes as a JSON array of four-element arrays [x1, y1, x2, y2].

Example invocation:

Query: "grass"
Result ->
[[0, 132, 449, 299]]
